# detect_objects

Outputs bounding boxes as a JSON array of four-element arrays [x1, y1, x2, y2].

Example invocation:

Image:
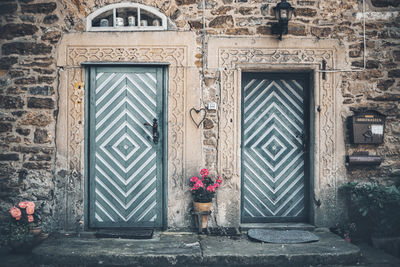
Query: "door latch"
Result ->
[[144, 118, 159, 144]]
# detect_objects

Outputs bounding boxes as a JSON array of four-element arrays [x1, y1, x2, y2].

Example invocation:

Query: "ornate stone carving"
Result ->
[[66, 46, 187, 192], [217, 48, 336, 190]]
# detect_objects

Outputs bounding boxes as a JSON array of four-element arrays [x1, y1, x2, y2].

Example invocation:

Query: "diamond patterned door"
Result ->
[[241, 72, 309, 223], [89, 66, 164, 228]]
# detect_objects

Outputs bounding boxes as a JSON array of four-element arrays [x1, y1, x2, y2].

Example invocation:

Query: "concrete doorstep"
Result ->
[[3, 228, 399, 267], [25, 229, 364, 267]]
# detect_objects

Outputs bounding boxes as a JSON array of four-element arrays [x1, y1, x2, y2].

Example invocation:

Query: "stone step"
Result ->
[[31, 230, 361, 267]]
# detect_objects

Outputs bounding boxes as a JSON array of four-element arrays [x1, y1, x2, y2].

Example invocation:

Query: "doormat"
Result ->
[[95, 229, 153, 239], [248, 229, 319, 244]]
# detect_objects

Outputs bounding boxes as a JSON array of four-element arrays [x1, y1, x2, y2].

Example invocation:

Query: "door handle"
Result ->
[[144, 118, 159, 144]]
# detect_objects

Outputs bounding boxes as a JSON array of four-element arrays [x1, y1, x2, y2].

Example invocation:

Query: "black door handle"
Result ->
[[144, 118, 159, 144]]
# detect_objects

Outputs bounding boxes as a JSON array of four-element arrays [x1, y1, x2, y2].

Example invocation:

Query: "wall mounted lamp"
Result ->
[[272, 0, 295, 40]]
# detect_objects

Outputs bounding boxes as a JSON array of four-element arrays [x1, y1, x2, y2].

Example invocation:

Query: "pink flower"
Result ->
[[190, 176, 199, 183], [27, 215, 34, 223], [216, 176, 223, 184], [214, 183, 220, 188], [207, 185, 216, 192], [10, 206, 21, 220], [26, 202, 35, 215], [200, 168, 209, 177], [18, 201, 29, 209]]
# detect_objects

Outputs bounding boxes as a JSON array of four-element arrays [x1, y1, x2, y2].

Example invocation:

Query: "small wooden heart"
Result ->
[[190, 107, 207, 128]]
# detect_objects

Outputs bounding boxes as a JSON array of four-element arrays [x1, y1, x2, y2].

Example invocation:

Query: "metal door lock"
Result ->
[[144, 118, 159, 144]]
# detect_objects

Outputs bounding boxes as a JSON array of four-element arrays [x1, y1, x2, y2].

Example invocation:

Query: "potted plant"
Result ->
[[4, 201, 47, 253], [341, 182, 400, 257], [189, 168, 222, 229]]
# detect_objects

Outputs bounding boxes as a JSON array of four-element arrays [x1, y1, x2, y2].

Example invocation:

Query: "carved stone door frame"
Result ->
[[208, 37, 345, 227], [56, 32, 198, 230]]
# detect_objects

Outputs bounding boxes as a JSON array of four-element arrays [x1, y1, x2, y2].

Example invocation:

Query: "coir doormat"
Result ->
[[95, 229, 153, 239], [248, 229, 319, 244]]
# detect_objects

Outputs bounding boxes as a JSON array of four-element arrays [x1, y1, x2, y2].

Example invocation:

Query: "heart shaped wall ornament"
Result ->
[[190, 107, 207, 128]]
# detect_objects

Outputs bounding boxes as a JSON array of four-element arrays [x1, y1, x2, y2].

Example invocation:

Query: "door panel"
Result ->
[[241, 72, 309, 223], [89, 66, 164, 228]]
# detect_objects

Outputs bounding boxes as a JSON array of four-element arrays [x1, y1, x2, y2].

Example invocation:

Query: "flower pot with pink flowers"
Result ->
[[189, 168, 222, 229], [4, 201, 47, 253]]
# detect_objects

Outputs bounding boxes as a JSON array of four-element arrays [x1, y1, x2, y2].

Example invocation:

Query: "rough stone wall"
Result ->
[[0, 0, 399, 231]]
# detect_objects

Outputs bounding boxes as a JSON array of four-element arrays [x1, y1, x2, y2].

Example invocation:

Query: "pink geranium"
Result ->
[[200, 168, 209, 178], [190, 176, 199, 183], [10, 206, 21, 220], [207, 185, 216, 192], [27, 215, 34, 223]]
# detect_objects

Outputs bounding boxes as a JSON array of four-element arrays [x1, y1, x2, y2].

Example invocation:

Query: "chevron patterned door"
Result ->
[[241, 72, 309, 223], [88, 66, 165, 228]]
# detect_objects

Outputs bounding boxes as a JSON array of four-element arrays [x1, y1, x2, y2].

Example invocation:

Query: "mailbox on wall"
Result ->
[[349, 110, 386, 144]]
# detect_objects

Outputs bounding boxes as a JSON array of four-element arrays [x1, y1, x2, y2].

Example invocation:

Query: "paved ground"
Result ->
[[0, 229, 399, 267]]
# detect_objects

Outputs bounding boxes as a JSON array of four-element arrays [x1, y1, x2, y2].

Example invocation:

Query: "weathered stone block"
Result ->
[[38, 76, 55, 84], [29, 154, 51, 161], [14, 77, 36, 85], [1, 135, 21, 143], [388, 69, 400, 78], [18, 112, 52, 126], [20, 15, 35, 23], [368, 93, 400, 101], [23, 162, 51, 170], [377, 79, 395, 91], [0, 23, 38, 40], [238, 7, 255, 16], [16, 128, 31, 136], [211, 6, 233, 15], [366, 60, 380, 69], [41, 31, 61, 44], [226, 28, 250, 35], [12, 146, 40, 154], [394, 51, 400, 62], [176, 0, 197, 5], [32, 68, 54, 75], [21, 3, 57, 14], [2, 42, 52, 55], [12, 111, 26, 117], [0, 123, 12, 133], [9, 70, 25, 78], [29, 85, 53, 96], [43, 14, 58, 24], [209, 16, 234, 28], [0, 154, 19, 161], [349, 50, 361, 58], [0, 95, 24, 109], [34, 128, 51, 144], [203, 118, 214, 129], [0, 56, 18, 70], [311, 27, 331, 38], [7, 86, 28, 94], [188, 20, 203, 30], [27, 97, 55, 109], [295, 8, 317, 17], [0, 4, 17, 15]]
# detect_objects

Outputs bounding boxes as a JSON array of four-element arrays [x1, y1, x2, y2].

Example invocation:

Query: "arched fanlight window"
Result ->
[[86, 3, 168, 31]]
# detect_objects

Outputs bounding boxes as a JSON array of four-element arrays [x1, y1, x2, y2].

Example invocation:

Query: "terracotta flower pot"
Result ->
[[29, 226, 42, 237], [193, 201, 212, 229]]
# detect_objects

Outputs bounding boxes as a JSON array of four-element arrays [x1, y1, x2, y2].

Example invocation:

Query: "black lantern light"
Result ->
[[272, 0, 295, 40]]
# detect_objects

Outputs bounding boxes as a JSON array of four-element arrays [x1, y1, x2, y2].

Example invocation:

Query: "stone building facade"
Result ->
[[0, 0, 399, 232]]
